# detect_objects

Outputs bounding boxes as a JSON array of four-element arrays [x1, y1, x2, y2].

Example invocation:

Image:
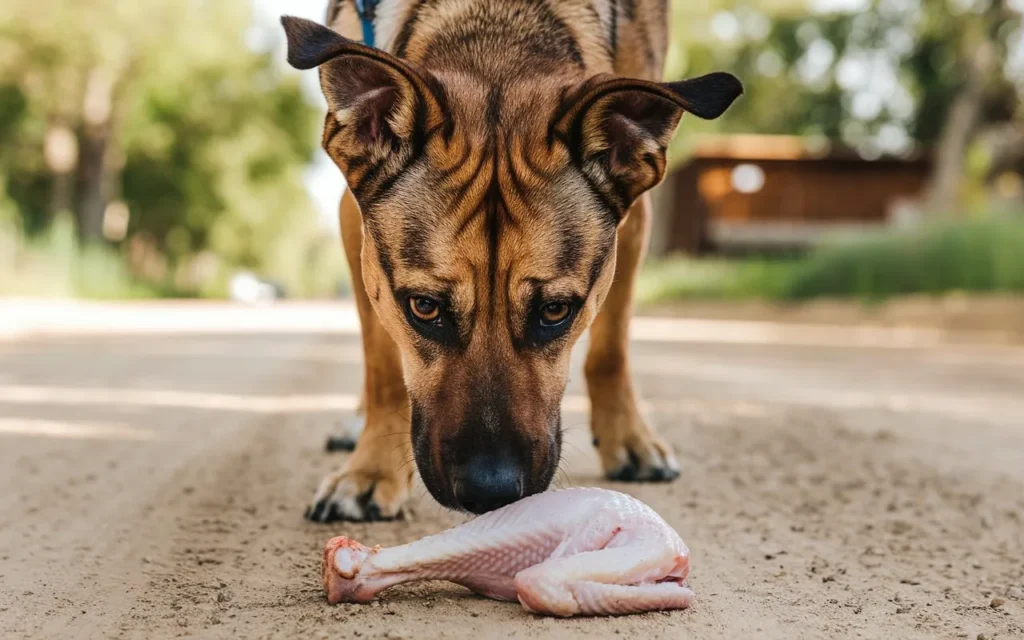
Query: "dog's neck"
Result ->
[[361, 0, 618, 145], [370, 0, 615, 77]]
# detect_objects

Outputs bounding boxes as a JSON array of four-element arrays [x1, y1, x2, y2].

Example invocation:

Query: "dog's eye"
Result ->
[[409, 296, 441, 323], [539, 302, 571, 327]]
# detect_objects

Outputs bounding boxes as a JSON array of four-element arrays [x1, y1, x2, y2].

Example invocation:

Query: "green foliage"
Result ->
[[0, 0, 345, 298], [666, 0, 1021, 162], [783, 216, 1024, 300], [639, 216, 1024, 304]]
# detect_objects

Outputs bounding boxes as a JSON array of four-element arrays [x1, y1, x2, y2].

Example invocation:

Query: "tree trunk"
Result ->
[[76, 127, 111, 240], [922, 0, 1005, 213], [922, 63, 986, 212], [74, 68, 116, 242]]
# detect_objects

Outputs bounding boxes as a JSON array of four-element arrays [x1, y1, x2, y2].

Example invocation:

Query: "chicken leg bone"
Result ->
[[321, 487, 694, 617]]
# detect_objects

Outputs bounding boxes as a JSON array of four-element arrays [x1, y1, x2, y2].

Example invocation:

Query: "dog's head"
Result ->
[[283, 16, 741, 514]]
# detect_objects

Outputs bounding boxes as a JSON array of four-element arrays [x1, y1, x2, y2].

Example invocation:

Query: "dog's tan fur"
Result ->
[[283, 0, 740, 521]]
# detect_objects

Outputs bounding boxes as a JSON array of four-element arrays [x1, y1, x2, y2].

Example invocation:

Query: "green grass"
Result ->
[[1, 211, 351, 300], [637, 257, 797, 302], [0, 213, 164, 299], [638, 216, 1024, 304], [783, 216, 1024, 300], [1, 210, 351, 300]]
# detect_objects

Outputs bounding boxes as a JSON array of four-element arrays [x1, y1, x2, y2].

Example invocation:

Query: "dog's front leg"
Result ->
[[585, 193, 680, 482], [306, 190, 413, 522]]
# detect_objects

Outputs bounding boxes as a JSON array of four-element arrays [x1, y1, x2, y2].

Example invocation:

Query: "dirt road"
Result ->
[[1, 302, 1022, 639]]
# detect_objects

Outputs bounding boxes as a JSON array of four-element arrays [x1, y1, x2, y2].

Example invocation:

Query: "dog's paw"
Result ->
[[324, 415, 365, 452], [592, 410, 680, 483], [304, 463, 410, 523], [601, 433, 680, 482]]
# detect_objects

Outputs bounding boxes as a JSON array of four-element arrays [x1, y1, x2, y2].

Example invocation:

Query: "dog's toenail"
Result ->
[[365, 503, 383, 521], [326, 503, 341, 522], [308, 499, 328, 521], [325, 436, 357, 452], [607, 465, 638, 482]]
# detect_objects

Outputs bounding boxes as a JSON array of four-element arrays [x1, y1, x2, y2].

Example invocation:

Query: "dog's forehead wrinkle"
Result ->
[[380, 182, 608, 324], [523, 274, 587, 299], [430, 68, 573, 136], [364, 75, 620, 351]]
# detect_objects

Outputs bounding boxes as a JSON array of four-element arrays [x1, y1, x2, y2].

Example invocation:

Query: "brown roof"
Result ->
[[683, 134, 930, 163]]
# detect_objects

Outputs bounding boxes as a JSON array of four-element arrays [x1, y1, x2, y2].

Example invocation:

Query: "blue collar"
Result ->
[[354, 0, 378, 48]]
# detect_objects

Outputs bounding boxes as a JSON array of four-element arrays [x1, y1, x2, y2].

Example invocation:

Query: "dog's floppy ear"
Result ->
[[556, 72, 743, 216], [281, 16, 445, 194]]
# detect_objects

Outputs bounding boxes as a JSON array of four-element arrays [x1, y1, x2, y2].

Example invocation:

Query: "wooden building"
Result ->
[[650, 134, 933, 256]]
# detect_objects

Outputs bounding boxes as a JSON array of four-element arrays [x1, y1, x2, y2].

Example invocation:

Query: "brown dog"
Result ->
[[282, 0, 741, 522]]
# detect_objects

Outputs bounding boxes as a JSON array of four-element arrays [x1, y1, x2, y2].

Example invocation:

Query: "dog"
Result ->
[[282, 0, 741, 522]]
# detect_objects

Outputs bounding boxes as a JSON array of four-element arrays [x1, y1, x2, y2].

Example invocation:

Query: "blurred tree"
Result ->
[[0, 0, 337, 296], [666, 0, 1024, 211]]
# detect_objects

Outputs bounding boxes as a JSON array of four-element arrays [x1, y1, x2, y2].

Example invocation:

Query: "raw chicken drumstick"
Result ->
[[321, 488, 693, 617]]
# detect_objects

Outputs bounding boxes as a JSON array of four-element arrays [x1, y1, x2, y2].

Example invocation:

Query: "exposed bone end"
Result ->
[[322, 536, 373, 604], [670, 551, 690, 583]]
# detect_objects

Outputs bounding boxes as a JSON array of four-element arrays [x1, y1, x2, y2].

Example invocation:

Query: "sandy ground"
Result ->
[[641, 294, 1024, 344], [1, 301, 1023, 639]]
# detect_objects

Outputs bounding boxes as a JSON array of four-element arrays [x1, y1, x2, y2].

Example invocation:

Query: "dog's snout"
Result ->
[[454, 454, 524, 514], [410, 383, 561, 514]]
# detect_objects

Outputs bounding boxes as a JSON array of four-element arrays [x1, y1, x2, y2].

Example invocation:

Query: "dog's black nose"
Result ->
[[454, 454, 523, 514]]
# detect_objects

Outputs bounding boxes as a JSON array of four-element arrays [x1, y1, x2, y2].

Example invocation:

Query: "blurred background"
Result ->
[[3, 6, 1024, 637], [1, 0, 1023, 308]]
